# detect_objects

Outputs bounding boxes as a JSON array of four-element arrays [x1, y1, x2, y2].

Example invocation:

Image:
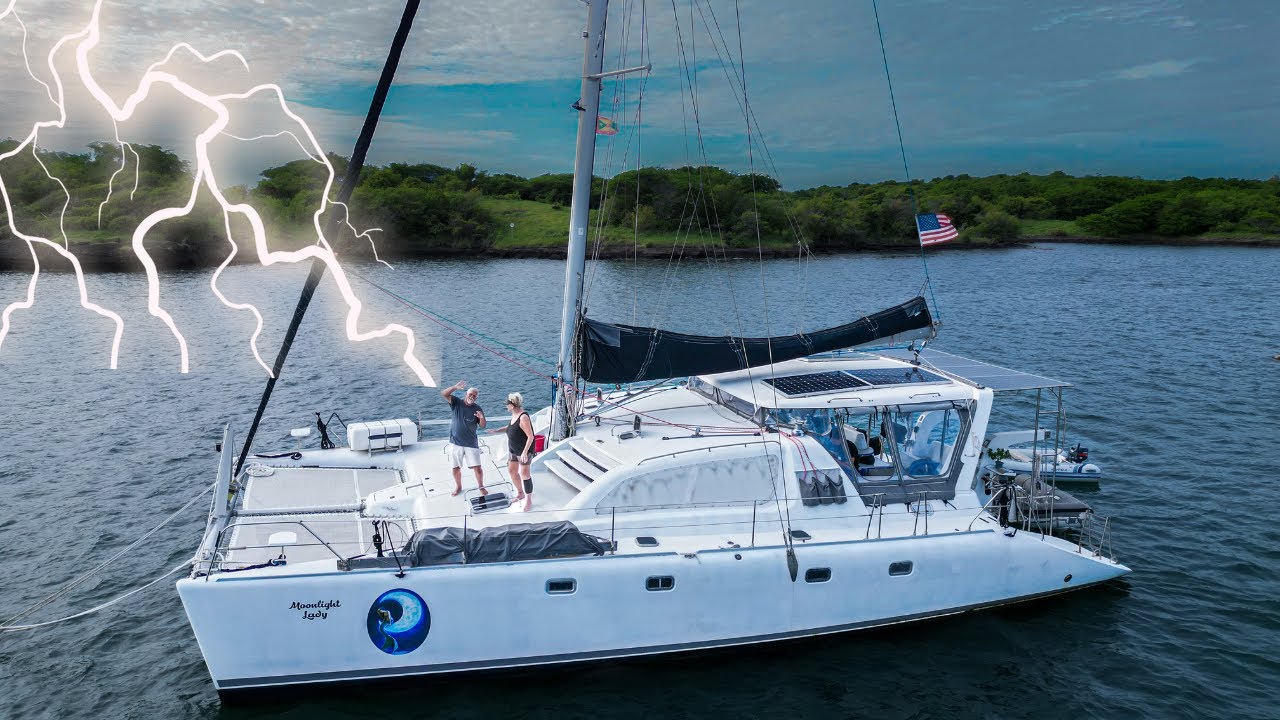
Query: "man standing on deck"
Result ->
[[443, 380, 487, 496]]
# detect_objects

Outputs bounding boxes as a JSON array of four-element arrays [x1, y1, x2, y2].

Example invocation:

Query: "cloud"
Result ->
[[1112, 58, 1195, 80], [2, 0, 1273, 188], [1033, 1, 1197, 32]]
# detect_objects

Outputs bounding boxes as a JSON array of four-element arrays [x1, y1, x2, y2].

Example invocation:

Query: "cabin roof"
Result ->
[[699, 354, 973, 410], [875, 348, 1071, 392]]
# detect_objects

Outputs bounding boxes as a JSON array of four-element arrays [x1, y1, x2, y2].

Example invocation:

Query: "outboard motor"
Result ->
[[1066, 443, 1089, 463]]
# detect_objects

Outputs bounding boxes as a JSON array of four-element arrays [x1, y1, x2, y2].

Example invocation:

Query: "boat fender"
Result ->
[[786, 547, 799, 582]]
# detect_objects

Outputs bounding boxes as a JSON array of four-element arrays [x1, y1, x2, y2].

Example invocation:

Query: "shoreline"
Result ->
[[1, 234, 1275, 273]]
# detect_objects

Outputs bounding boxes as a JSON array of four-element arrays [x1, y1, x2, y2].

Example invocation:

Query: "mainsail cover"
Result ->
[[578, 296, 934, 384]]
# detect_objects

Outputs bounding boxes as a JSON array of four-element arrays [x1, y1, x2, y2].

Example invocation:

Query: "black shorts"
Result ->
[[509, 450, 536, 465]]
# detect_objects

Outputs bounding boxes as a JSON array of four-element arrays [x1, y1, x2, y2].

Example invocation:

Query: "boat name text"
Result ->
[[290, 599, 341, 620]]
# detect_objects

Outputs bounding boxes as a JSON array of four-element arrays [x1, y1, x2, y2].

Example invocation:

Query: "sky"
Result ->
[[0, 0, 1277, 191]]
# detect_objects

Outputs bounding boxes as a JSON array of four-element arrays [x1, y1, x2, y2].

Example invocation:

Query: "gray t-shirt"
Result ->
[[448, 396, 483, 448]]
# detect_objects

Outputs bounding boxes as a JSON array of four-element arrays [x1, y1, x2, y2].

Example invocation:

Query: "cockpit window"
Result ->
[[769, 403, 970, 485], [893, 407, 964, 477]]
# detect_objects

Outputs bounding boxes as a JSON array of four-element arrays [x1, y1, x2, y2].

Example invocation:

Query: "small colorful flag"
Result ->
[[596, 116, 618, 136], [916, 213, 958, 246]]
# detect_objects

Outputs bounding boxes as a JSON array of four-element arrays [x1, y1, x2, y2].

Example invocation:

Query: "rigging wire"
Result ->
[[346, 268, 553, 367], [726, 0, 797, 571], [871, 0, 941, 321], [689, 0, 827, 330], [348, 269, 559, 383]]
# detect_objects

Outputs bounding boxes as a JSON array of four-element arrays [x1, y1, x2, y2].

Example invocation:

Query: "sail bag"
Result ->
[[577, 295, 934, 383]]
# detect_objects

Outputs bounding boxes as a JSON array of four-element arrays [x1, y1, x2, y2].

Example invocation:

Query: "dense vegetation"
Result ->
[[2, 138, 1278, 269]]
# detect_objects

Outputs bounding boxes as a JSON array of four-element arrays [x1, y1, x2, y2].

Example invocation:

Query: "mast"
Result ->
[[552, 0, 609, 441]]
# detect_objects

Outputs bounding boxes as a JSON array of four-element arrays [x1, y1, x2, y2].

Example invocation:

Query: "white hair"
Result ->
[[507, 392, 523, 408]]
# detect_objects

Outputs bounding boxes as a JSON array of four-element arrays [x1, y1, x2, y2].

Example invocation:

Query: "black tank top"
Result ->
[[506, 412, 530, 453]]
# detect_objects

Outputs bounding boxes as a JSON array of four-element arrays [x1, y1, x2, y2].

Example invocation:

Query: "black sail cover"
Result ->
[[578, 296, 934, 384]]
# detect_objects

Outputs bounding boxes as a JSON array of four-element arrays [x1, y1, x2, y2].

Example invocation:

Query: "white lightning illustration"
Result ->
[[0, 1, 125, 368], [0, 1, 435, 385]]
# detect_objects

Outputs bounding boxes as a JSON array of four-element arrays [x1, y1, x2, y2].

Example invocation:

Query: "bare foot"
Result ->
[[451, 486, 462, 497], [479, 486, 488, 496], [513, 492, 526, 502], [521, 497, 532, 512]]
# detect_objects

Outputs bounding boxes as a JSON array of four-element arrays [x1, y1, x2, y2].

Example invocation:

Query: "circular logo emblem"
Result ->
[[367, 588, 431, 655]]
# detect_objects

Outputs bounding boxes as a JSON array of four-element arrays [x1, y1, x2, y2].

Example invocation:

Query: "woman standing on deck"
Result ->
[[505, 393, 536, 512]]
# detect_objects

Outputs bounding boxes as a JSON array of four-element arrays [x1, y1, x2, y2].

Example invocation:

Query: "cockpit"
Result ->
[[764, 403, 971, 505], [690, 356, 979, 506]]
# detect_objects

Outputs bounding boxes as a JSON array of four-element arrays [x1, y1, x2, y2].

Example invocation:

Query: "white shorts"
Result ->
[[449, 444, 482, 469]]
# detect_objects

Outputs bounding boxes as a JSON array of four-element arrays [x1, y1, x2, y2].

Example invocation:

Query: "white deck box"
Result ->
[[347, 418, 418, 452]]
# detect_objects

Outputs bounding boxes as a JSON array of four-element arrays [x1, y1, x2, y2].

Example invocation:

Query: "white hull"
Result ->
[[180, 519, 1124, 692], [181, 352, 1129, 693], [996, 459, 1103, 483]]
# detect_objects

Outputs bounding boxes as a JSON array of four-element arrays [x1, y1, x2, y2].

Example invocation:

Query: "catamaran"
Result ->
[[177, 0, 1129, 695]]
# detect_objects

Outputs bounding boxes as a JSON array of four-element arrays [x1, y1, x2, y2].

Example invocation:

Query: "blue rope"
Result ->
[[871, 0, 941, 322]]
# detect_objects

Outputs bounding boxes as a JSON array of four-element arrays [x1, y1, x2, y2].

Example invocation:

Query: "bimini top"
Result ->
[[875, 348, 1071, 392], [695, 354, 975, 411]]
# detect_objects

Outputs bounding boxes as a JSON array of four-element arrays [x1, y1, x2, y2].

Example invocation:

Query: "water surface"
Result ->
[[0, 244, 1277, 719]]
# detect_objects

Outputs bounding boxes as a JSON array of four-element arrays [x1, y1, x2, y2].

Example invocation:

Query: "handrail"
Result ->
[[1074, 513, 1116, 561], [864, 492, 885, 539], [636, 437, 782, 465], [213, 519, 351, 570], [207, 492, 1008, 576], [967, 480, 1010, 531]]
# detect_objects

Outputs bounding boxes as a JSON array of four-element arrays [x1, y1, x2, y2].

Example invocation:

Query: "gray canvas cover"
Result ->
[[404, 526, 474, 566], [403, 521, 610, 566]]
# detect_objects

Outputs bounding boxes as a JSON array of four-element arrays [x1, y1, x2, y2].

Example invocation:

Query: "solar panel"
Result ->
[[876, 348, 1071, 391], [850, 367, 946, 386], [764, 371, 868, 396]]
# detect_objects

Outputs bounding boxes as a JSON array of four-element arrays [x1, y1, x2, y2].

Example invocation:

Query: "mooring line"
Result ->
[[0, 482, 213, 632]]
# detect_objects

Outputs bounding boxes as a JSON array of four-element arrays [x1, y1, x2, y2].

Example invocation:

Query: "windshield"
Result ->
[[767, 403, 970, 484]]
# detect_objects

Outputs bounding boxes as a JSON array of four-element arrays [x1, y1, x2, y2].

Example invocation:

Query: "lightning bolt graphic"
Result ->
[[0, 0, 435, 386]]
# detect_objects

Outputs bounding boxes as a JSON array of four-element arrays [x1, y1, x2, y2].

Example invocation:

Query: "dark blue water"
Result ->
[[1, 244, 1277, 719]]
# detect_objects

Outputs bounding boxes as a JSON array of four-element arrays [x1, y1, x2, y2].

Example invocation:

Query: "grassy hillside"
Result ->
[[481, 197, 793, 253]]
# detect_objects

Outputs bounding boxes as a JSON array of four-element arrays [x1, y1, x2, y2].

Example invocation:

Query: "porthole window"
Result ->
[[646, 575, 675, 592], [804, 567, 832, 583], [546, 578, 577, 594], [888, 561, 914, 576], [635, 536, 659, 547]]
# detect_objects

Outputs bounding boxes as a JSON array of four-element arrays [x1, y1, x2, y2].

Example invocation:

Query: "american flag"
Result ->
[[916, 213, 959, 246]]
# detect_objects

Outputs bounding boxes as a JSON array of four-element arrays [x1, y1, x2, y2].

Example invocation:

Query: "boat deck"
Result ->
[[214, 378, 995, 573]]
